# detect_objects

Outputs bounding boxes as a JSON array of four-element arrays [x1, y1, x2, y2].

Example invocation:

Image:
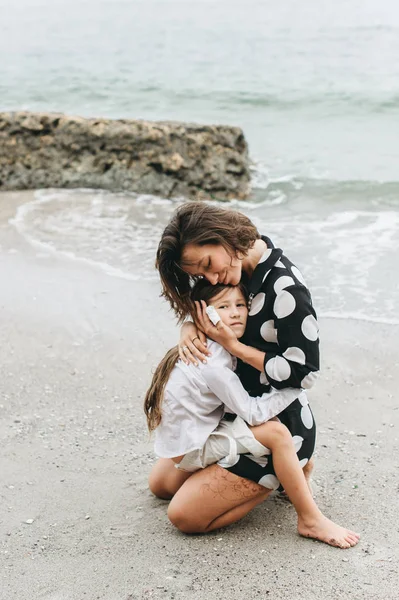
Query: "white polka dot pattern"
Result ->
[[274, 290, 296, 319], [259, 249, 272, 263], [249, 292, 265, 316], [301, 404, 314, 429], [258, 474, 280, 490], [292, 435, 304, 453], [301, 372, 318, 389], [301, 315, 319, 341], [298, 392, 308, 406], [260, 320, 278, 342], [217, 237, 318, 487], [274, 275, 295, 295], [266, 356, 291, 382], [283, 347, 306, 365]]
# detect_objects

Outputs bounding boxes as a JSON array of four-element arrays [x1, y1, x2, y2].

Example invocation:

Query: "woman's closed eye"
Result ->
[[195, 259, 211, 277]]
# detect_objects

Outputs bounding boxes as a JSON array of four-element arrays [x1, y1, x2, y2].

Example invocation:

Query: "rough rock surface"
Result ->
[[0, 111, 250, 200]]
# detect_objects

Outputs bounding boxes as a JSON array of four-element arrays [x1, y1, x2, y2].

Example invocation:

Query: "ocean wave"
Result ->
[[8, 187, 399, 327], [133, 86, 399, 115], [249, 166, 399, 207], [319, 311, 399, 326], [9, 189, 165, 282]]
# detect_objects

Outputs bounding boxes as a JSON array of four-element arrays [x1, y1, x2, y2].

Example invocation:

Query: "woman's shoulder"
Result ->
[[261, 253, 310, 293]]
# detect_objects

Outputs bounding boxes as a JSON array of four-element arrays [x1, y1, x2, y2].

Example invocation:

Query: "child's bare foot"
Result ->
[[298, 514, 360, 549]]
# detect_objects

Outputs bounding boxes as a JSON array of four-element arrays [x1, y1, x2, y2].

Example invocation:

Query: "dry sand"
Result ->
[[0, 192, 398, 600]]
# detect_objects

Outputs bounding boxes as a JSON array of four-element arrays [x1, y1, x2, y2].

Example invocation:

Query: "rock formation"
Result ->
[[0, 112, 250, 200]]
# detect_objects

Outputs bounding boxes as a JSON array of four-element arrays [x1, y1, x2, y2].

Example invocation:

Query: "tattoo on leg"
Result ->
[[201, 466, 264, 501]]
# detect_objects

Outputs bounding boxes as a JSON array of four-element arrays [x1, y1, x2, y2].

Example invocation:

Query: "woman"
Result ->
[[150, 201, 319, 534]]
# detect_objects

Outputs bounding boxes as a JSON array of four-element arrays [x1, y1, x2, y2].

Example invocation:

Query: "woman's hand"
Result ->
[[179, 321, 210, 366], [195, 301, 239, 353]]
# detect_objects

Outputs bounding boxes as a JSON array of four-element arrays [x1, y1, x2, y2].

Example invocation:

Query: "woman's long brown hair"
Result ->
[[156, 201, 259, 323], [143, 279, 248, 432]]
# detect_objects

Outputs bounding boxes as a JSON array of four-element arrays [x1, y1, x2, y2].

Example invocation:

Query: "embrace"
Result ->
[[145, 201, 359, 549]]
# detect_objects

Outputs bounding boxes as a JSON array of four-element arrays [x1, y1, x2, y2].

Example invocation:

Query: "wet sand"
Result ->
[[1, 192, 398, 600]]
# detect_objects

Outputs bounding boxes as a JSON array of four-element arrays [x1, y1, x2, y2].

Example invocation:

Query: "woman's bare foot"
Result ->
[[303, 458, 314, 497], [298, 514, 360, 549]]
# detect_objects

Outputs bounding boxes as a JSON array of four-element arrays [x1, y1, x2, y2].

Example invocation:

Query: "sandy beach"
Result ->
[[1, 191, 398, 600]]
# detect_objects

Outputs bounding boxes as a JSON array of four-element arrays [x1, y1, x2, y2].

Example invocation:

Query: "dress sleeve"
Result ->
[[201, 364, 299, 426], [263, 284, 320, 390]]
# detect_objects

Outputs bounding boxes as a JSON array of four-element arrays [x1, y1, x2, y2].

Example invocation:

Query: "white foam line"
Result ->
[[320, 311, 399, 326], [226, 194, 288, 209], [9, 190, 143, 282]]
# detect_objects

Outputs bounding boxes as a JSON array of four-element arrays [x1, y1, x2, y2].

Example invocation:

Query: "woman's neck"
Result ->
[[241, 238, 267, 278]]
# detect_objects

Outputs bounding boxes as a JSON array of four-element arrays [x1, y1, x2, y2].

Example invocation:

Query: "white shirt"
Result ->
[[154, 339, 302, 458]]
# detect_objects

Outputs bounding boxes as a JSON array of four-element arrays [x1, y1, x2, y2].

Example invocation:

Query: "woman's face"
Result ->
[[181, 243, 242, 286]]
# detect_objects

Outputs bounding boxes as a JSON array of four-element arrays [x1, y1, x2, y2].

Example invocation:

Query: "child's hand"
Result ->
[[195, 301, 238, 352]]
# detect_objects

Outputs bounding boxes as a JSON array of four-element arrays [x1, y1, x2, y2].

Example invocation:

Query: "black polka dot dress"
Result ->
[[225, 236, 319, 489]]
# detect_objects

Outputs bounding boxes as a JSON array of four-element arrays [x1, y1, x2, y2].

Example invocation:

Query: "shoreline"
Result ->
[[1, 193, 398, 599], [2, 188, 399, 329]]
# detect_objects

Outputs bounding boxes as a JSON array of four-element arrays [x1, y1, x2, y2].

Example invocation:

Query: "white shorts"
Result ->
[[176, 416, 268, 473]]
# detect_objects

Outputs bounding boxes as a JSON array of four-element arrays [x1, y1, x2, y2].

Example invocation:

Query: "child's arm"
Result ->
[[201, 363, 299, 426]]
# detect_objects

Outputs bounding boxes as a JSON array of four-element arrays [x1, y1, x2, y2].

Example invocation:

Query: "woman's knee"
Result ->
[[148, 471, 173, 500], [148, 459, 177, 499], [167, 500, 205, 534], [148, 459, 192, 499]]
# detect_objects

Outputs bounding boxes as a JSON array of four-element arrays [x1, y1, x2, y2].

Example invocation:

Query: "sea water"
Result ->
[[1, 0, 399, 323]]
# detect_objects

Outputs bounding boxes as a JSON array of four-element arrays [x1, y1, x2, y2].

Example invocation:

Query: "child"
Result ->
[[145, 281, 360, 548]]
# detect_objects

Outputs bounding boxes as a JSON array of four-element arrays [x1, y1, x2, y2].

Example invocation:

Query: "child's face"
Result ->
[[209, 287, 248, 339]]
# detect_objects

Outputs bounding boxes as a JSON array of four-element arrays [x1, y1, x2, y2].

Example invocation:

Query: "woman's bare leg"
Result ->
[[148, 458, 192, 500], [168, 464, 272, 533], [250, 422, 360, 549]]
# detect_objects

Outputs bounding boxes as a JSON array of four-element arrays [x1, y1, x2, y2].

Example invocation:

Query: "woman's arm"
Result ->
[[179, 321, 210, 365], [261, 285, 320, 390], [227, 341, 265, 372]]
